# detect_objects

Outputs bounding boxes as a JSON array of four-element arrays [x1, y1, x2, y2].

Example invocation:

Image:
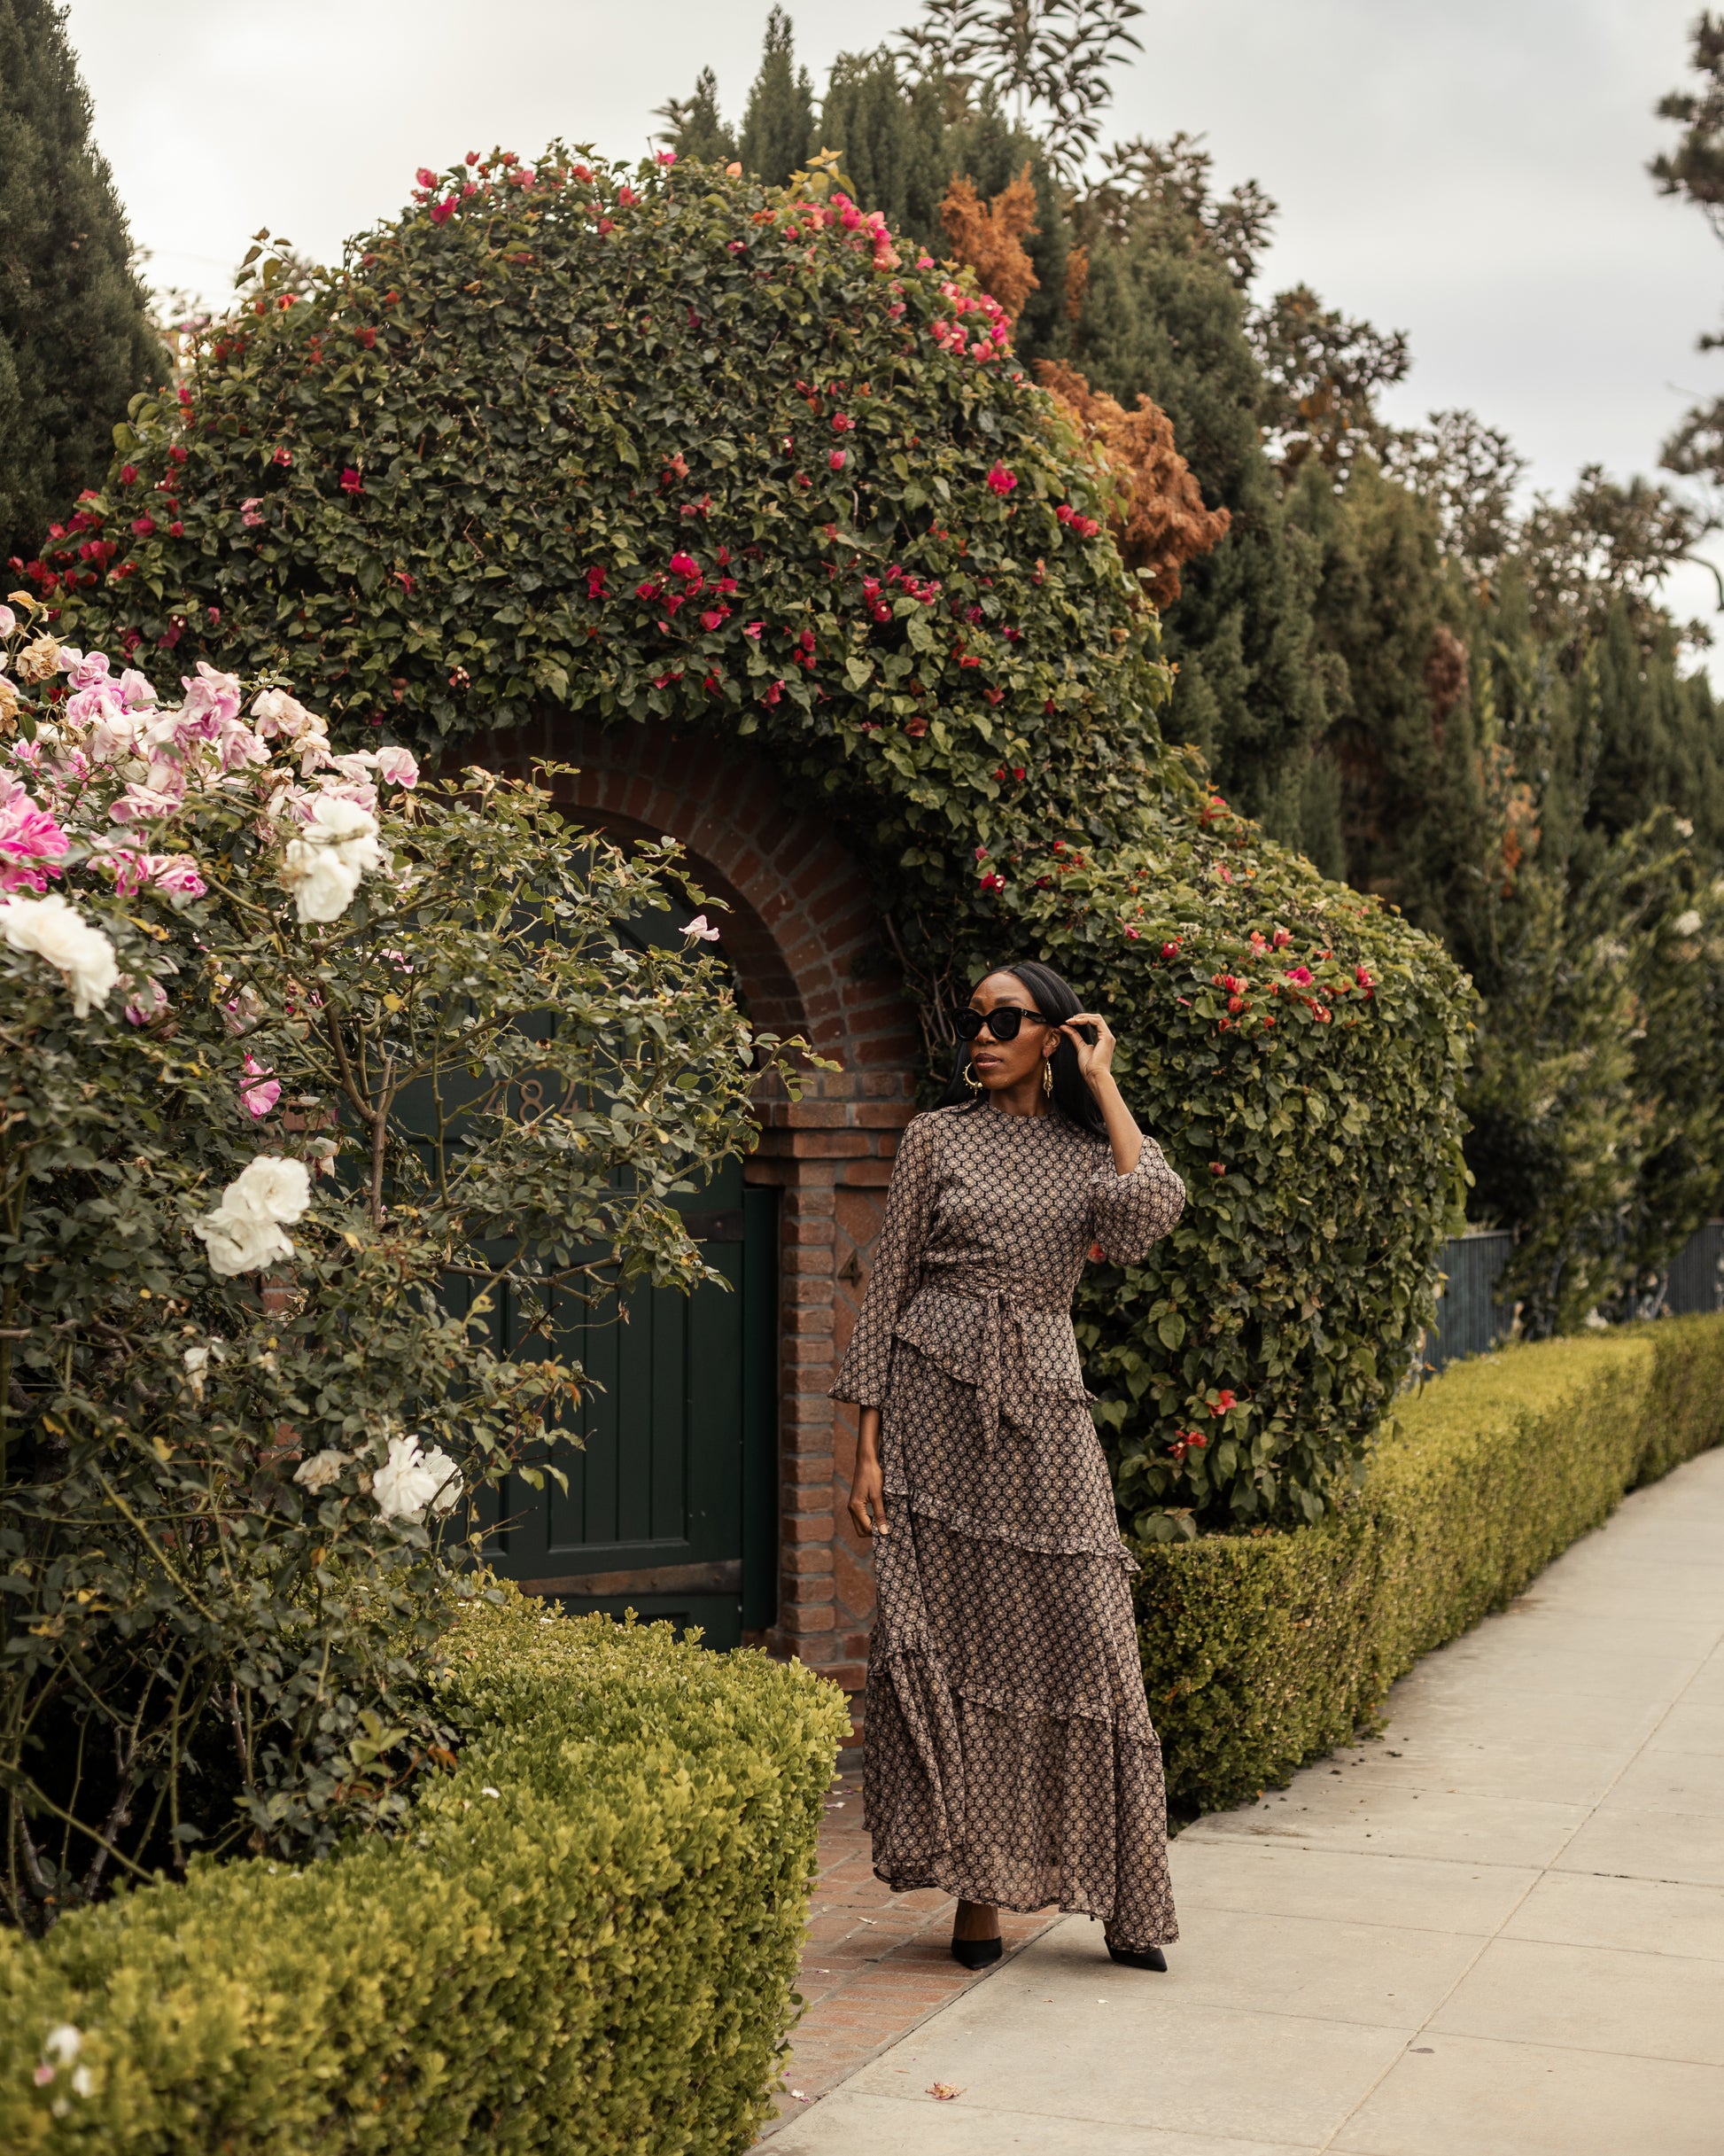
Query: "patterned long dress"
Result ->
[[831, 1101, 1187, 1951]]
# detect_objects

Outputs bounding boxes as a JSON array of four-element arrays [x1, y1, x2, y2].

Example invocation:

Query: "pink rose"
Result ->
[[375, 745, 418, 788]]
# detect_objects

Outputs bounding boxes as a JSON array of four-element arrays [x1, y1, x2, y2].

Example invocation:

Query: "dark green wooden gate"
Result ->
[[483, 1164, 778, 1648]]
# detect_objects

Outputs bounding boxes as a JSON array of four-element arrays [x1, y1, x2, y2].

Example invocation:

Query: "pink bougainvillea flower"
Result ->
[[656, 149, 677, 166], [429, 197, 456, 224], [668, 551, 698, 580], [272, 446, 292, 468], [1209, 1161, 1226, 1176], [339, 469, 362, 494], [240, 498, 266, 528], [681, 914, 720, 942], [742, 621, 763, 639], [1283, 965, 1314, 985], [828, 449, 846, 471], [132, 515, 155, 537], [416, 165, 437, 186]]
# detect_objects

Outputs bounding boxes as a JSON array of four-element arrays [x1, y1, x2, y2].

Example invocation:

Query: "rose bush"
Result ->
[[41, 148, 1472, 1536], [0, 606, 812, 1931]]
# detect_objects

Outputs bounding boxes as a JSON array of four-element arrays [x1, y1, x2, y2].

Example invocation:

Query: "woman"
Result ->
[[835, 959, 1186, 1971]]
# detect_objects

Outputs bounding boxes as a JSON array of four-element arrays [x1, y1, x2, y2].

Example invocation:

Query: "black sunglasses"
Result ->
[[954, 1005, 1057, 1043]]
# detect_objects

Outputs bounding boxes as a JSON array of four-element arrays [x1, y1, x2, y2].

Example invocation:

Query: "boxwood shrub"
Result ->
[[0, 1599, 849, 2155], [1140, 1312, 1724, 1813]]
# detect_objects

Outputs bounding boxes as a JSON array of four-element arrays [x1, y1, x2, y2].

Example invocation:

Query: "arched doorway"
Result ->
[[467, 713, 921, 1690]]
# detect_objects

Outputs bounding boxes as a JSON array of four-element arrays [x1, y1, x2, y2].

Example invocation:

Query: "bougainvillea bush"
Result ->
[[0, 605, 805, 1931], [41, 147, 1472, 1536]]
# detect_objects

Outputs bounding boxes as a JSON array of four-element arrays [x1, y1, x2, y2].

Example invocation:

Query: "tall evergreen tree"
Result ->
[[819, 50, 948, 245], [739, 7, 816, 187], [655, 66, 738, 167], [0, 0, 163, 564], [1072, 212, 1328, 845]]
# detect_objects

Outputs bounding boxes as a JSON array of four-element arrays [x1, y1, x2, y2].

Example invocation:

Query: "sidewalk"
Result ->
[[768, 1443, 1724, 2155]]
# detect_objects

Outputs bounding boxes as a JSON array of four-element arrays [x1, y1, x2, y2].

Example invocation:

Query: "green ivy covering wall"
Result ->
[[46, 148, 1472, 1530]]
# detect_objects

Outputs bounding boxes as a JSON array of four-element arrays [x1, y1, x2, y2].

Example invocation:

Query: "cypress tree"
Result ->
[[661, 66, 738, 167], [820, 50, 948, 245], [739, 7, 815, 187], [0, 0, 163, 564], [1074, 224, 1327, 844]]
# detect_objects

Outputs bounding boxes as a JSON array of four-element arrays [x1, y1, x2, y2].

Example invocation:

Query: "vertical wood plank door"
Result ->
[[485, 1171, 778, 1649]]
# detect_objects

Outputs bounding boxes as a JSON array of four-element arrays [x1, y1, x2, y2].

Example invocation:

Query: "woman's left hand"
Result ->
[[1060, 1012, 1116, 1091]]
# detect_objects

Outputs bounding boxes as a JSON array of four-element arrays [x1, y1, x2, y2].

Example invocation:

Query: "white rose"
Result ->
[[1674, 909, 1703, 938], [0, 892, 120, 1017], [193, 1155, 312, 1277], [307, 793, 383, 862], [294, 1448, 347, 1493], [282, 837, 363, 923], [372, 1435, 462, 1524]]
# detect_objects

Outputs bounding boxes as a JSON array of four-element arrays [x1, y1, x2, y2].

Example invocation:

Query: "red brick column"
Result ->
[[464, 714, 917, 1687]]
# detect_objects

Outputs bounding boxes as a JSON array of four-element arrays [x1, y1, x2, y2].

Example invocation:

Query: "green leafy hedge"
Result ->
[[0, 1600, 848, 2154], [43, 146, 1472, 1531], [1139, 1313, 1724, 1812]]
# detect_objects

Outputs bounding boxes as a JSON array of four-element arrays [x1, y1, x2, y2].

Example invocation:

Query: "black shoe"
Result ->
[[1107, 1942, 1168, 1972], [951, 1934, 1004, 1970]]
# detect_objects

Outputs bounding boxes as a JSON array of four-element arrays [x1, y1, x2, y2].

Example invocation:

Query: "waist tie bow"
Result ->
[[973, 1287, 1034, 1452]]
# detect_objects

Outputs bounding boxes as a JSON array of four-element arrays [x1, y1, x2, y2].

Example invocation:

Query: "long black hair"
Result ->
[[936, 958, 1107, 1135]]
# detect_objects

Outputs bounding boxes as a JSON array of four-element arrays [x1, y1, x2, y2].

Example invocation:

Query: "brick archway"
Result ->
[[468, 712, 916, 1689]]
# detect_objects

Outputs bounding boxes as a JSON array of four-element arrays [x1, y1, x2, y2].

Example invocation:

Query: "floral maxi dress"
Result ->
[[831, 1101, 1187, 1951]]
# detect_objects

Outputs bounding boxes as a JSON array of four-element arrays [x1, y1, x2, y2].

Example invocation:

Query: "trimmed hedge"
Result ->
[[0, 1599, 849, 2154], [1139, 1313, 1724, 1812]]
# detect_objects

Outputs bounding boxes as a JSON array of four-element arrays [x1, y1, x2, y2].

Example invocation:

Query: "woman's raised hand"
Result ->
[[1060, 1011, 1117, 1090]]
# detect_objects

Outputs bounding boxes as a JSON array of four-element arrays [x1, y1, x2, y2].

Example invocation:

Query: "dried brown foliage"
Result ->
[[939, 166, 1040, 323], [1034, 361, 1231, 606]]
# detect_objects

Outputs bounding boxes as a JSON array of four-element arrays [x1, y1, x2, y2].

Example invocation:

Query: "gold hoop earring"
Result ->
[[966, 1065, 984, 1094], [1042, 1057, 1053, 1096]]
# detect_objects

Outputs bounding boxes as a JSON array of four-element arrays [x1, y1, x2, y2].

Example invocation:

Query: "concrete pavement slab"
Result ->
[[1168, 1837, 1536, 1934], [1427, 1933, 1724, 2063], [768, 2088, 1321, 2156], [1503, 1869, 1724, 1959], [1330, 2032, 1724, 2156], [1186, 1782, 1589, 1868], [1554, 1804, 1724, 1887]]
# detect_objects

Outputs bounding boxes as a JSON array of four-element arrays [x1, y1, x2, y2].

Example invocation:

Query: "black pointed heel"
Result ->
[[1107, 1942, 1168, 1972], [951, 1934, 1004, 1970]]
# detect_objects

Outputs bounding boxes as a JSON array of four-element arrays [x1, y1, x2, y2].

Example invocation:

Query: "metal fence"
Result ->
[[1424, 1220, 1724, 1374]]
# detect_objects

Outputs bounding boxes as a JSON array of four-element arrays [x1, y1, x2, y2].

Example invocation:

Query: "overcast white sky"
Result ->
[[61, 0, 1724, 637]]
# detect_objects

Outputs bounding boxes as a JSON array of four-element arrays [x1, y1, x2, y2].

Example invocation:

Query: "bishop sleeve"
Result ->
[[1089, 1135, 1184, 1266], [829, 1112, 939, 1407]]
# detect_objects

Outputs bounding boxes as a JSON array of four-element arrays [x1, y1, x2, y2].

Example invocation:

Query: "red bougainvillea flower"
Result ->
[[168, 444, 188, 464], [1209, 1389, 1239, 1415], [1273, 927, 1293, 947], [1161, 939, 1181, 958], [985, 463, 1017, 495], [429, 197, 456, 225], [831, 412, 854, 432], [828, 449, 846, 471], [119, 465, 137, 486], [1209, 1161, 1226, 1176], [272, 446, 292, 468], [415, 166, 437, 187], [339, 469, 362, 494], [979, 870, 1006, 893], [1284, 964, 1313, 985], [586, 565, 607, 598], [1355, 963, 1376, 992], [131, 516, 154, 537], [393, 571, 415, 593], [668, 552, 698, 580]]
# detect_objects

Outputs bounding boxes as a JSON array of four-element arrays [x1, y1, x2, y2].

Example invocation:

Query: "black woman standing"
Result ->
[[835, 957, 1187, 1970]]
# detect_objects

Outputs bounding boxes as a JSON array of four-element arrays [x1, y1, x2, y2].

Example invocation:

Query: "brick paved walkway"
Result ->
[[758, 1770, 1062, 2138]]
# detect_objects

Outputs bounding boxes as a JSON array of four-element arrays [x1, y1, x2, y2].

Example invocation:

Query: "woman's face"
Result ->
[[967, 970, 1057, 1094]]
